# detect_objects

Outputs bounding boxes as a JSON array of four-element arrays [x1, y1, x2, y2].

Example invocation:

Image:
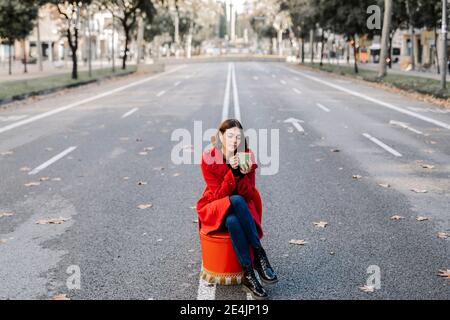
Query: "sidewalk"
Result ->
[[0, 59, 132, 83], [298, 57, 450, 81], [359, 62, 450, 81]]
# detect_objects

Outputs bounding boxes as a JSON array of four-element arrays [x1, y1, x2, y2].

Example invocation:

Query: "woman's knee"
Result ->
[[225, 213, 239, 228], [229, 195, 247, 209]]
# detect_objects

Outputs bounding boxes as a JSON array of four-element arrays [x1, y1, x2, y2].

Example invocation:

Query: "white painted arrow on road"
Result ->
[[284, 117, 305, 134]]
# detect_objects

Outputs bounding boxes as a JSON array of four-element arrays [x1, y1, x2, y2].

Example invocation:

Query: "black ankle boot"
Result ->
[[253, 247, 278, 284], [242, 265, 267, 300]]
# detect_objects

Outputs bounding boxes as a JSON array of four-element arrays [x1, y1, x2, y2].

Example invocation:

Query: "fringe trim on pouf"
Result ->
[[200, 265, 244, 285]]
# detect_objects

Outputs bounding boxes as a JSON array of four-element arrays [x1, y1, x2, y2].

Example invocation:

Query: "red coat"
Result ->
[[196, 147, 263, 239]]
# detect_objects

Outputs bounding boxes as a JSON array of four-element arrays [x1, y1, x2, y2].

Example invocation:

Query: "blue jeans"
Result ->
[[225, 195, 262, 268]]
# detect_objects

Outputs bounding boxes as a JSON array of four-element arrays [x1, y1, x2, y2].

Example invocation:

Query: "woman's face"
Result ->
[[220, 127, 242, 153]]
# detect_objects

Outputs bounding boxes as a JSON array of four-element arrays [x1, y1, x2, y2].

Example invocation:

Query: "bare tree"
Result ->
[[378, 0, 392, 77]]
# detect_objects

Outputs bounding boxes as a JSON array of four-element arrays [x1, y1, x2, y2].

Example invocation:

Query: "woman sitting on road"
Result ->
[[196, 119, 278, 300]]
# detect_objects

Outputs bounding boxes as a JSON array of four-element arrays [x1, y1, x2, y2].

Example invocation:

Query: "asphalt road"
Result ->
[[0, 61, 449, 300]]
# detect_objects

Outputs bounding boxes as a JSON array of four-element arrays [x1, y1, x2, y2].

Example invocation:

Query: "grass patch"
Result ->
[[0, 66, 137, 103], [303, 63, 450, 100]]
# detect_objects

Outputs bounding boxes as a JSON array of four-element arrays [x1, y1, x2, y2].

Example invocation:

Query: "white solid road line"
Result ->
[[284, 67, 450, 130], [222, 63, 232, 121], [389, 120, 423, 135], [316, 103, 330, 112], [292, 88, 302, 95], [231, 63, 241, 121], [196, 278, 216, 300], [199, 63, 243, 300], [0, 65, 186, 135], [28, 146, 77, 175], [363, 133, 402, 157], [0, 115, 28, 122], [156, 90, 167, 97], [121, 108, 139, 119]]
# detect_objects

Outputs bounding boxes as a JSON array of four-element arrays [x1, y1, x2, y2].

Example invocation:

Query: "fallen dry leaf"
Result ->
[[137, 181, 148, 186], [153, 167, 165, 171], [20, 167, 31, 172], [51, 294, 70, 300], [437, 232, 449, 239], [359, 285, 375, 293], [173, 173, 181, 177], [378, 183, 391, 188], [36, 217, 70, 225], [331, 149, 340, 152], [138, 204, 153, 210], [416, 216, 430, 221], [39, 177, 50, 182], [123, 177, 130, 180], [390, 215, 405, 220], [51, 178, 62, 182], [0, 239, 7, 244], [437, 269, 450, 279], [313, 221, 328, 228], [24, 182, 41, 187], [138, 152, 148, 156], [352, 175, 362, 180], [411, 188, 428, 193], [0, 212, 14, 218], [420, 164, 435, 169], [143, 147, 154, 152], [289, 239, 308, 246]]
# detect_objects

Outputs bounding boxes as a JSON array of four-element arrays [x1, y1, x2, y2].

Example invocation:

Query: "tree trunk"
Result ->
[[68, 27, 78, 80], [186, 20, 194, 59], [36, 13, 43, 72], [87, 11, 92, 77], [122, 29, 129, 70], [72, 48, 78, 79], [378, 0, 392, 77], [352, 36, 359, 73], [310, 28, 314, 64], [388, 33, 393, 69], [136, 14, 144, 64], [174, 12, 180, 57], [406, 0, 415, 70], [112, 13, 115, 72], [8, 43, 12, 75], [22, 40, 28, 74], [301, 35, 305, 64], [441, 0, 447, 90], [434, 27, 440, 74], [319, 29, 325, 66]]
